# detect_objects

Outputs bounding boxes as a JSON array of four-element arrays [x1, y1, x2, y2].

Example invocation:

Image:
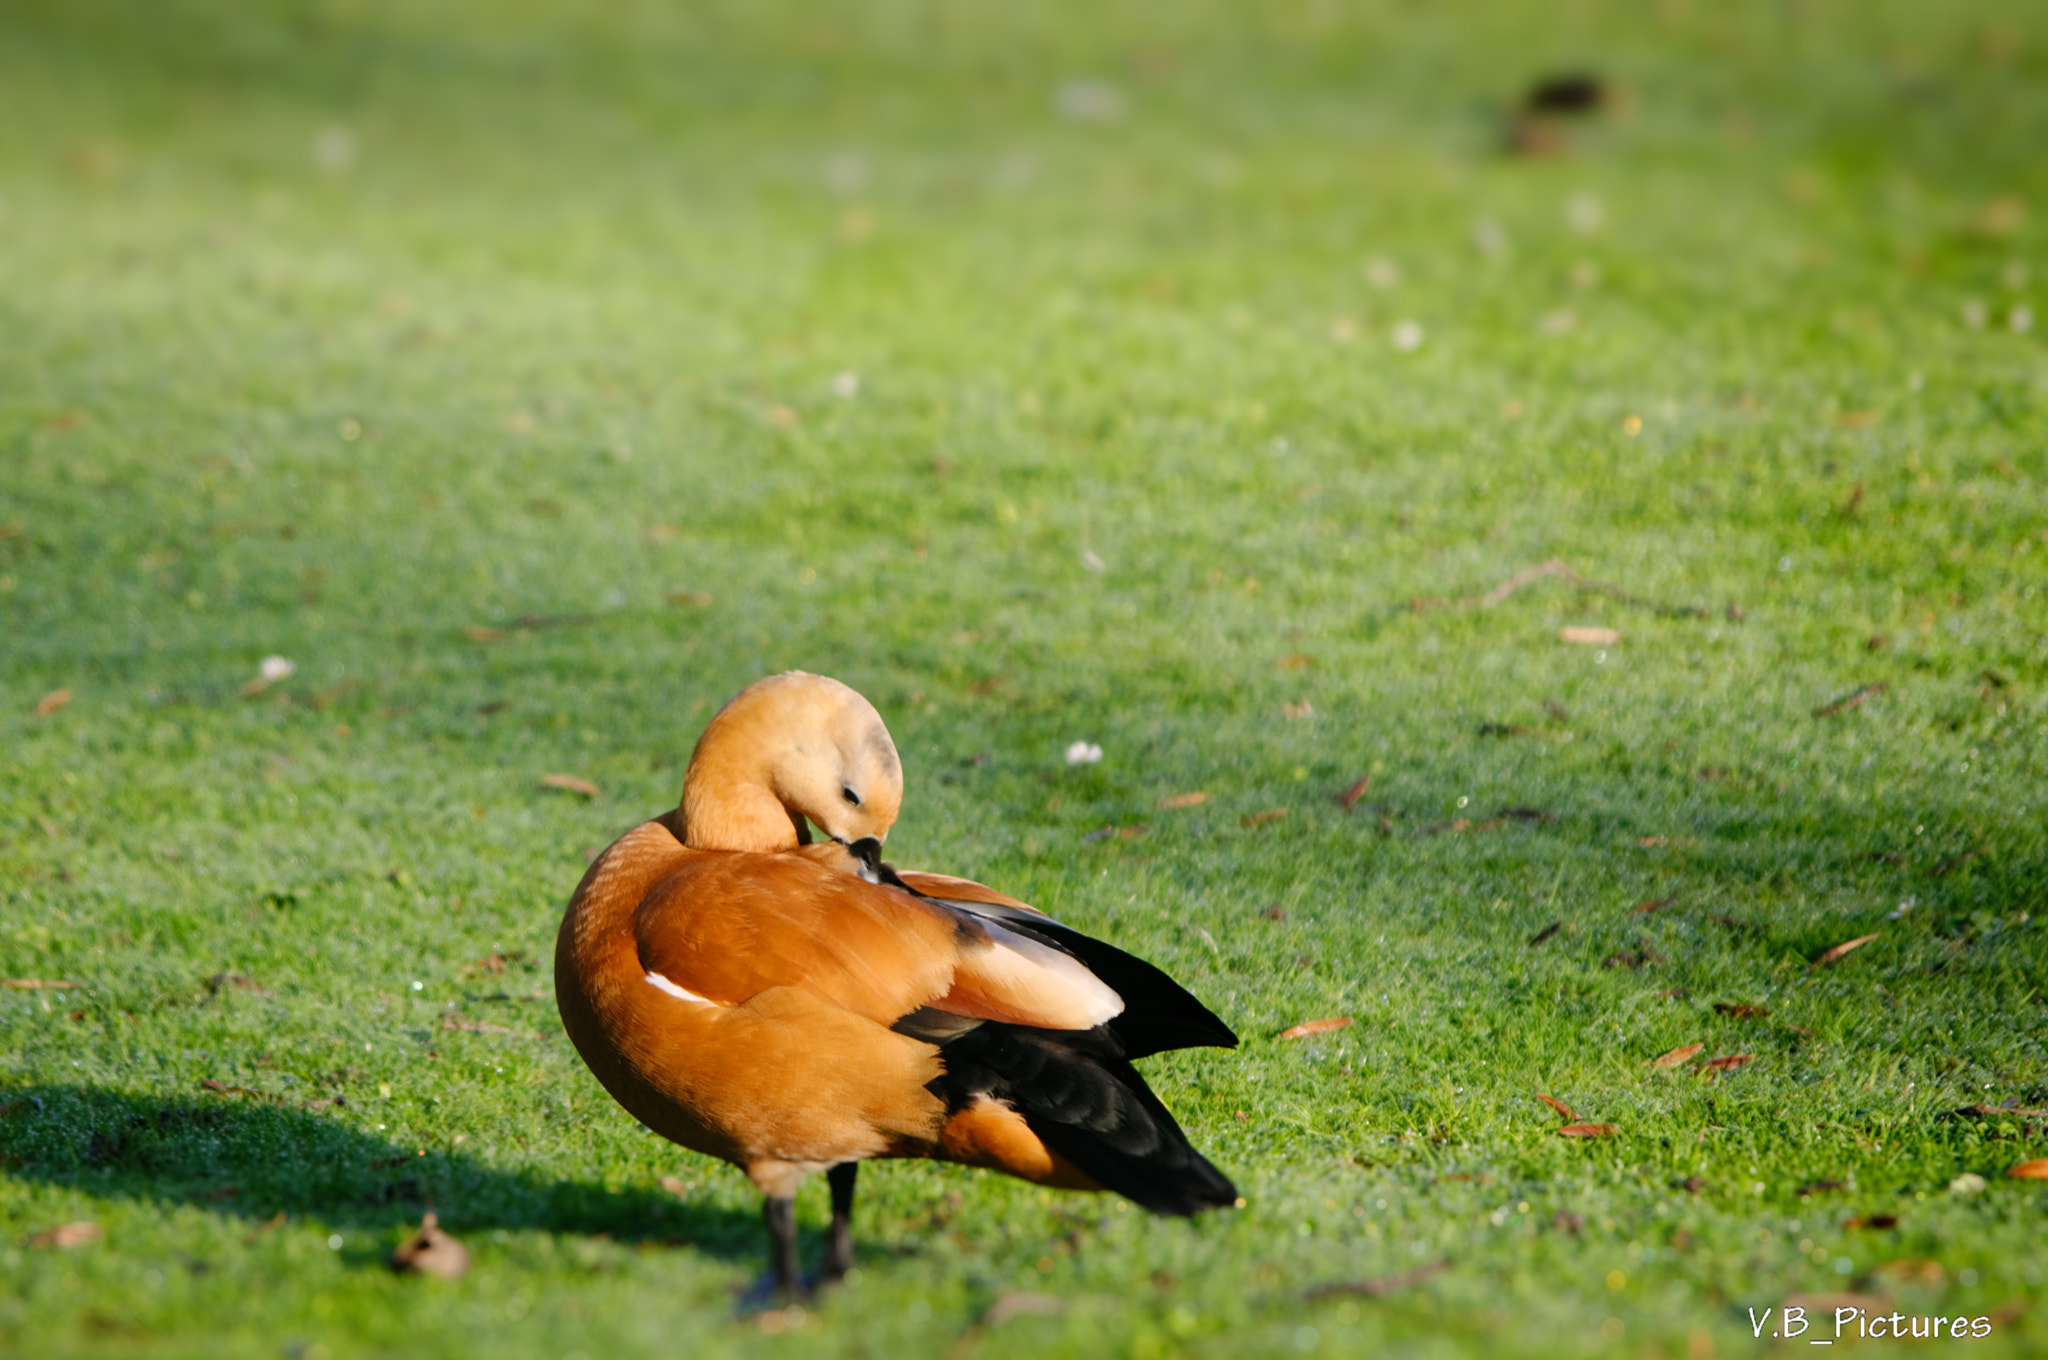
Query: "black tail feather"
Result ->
[[932, 1023, 1237, 1217]]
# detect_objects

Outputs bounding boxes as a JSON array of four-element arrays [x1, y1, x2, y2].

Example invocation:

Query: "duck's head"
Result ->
[[679, 671, 903, 852]]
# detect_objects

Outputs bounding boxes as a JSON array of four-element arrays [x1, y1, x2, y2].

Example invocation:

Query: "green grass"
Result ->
[[3, 1, 2047, 1355]]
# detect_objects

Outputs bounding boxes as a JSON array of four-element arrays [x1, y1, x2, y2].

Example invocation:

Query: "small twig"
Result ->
[[1930, 846, 1986, 877], [1813, 682, 1888, 718], [1410, 558, 1709, 619], [1307, 1258, 1453, 1301]]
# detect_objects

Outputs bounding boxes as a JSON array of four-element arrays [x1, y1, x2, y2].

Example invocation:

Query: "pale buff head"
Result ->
[[680, 672, 904, 851]]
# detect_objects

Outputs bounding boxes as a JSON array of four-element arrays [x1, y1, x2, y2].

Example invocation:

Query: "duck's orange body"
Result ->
[[555, 672, 1236, 1293]]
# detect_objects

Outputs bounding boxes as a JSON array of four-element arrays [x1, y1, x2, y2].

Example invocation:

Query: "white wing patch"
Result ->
[[644, 970, 722, 1007], [938, 921, 1124, 1031]]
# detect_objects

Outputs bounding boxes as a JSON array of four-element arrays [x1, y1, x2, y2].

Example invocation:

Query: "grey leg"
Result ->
[[763, 1194, 801, 1298], [822, 1162, 858, 1281]]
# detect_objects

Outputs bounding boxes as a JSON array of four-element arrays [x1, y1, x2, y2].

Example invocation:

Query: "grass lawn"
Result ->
[[4, 1, 2047, 1355]]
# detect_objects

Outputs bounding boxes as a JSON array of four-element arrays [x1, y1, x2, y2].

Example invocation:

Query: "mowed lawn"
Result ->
[[3, 1, 2046, 1356]]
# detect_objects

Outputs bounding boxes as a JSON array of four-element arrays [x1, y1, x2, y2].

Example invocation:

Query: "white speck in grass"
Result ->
[[1390, 320, 1424, 352], [825, 153, 865, 196], [1961, 298, 1988, 329], [259, 655, 296, 683], [1364, 255, 1400, 288], [2011, 305, 2035, 334], [410, 980, 423, 991], [1081, 549, 1106, 574], [1471, 218, 1507, 256], [313, 126, 357, 174], [1779, 556, 1793, 572], [1595, 650, 1607, 664], [830, 371, 859, 398], [1949, 1173, 1986, 1195], [1270, 437, 1290, 456], [1888, 897, 1916, 919], [1065, 741, 1103, 766], [1054, 80, 1124, 123], [1539, 309, 1577, 335], [327, 1234, 343, 1249], [1566, 193, 1604, 232]]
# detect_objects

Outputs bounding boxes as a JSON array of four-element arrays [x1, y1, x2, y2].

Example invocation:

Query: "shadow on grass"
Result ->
[[0, 1083, 759, 1259]]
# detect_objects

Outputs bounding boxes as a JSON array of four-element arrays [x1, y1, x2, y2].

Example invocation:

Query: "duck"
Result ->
[[554, 671, 1238, 1297]]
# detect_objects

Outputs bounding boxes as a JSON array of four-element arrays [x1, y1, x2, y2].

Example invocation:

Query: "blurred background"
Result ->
[[4, 2, 2046, 1357]]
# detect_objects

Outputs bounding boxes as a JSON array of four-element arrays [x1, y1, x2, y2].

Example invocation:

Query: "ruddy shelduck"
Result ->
[[556, 672, 1237, 1295]]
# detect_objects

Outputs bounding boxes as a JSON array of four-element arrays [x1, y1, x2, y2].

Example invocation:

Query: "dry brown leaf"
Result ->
[[4, 979, 79, 990], [29, 1222, 102, 1249], [245, 1211, 287, 1242], [1535, 1092, 1577, 1121], [1275, 653, 1315, 670], [539, 773, 600, 798], [389, 1211, 470, 1279], [1241, 808, 1289, 828], [1700, 1053, 1754, 1075], [1651, 1043, 1704, 1069], [1844, 1214, 1898, 1230], [462, 625, 505, 643], [1557, 1123, 1617, 1138], [1279, 1017, 1353, 1040], [1159, 791, 1208, 809], [1629, 894, 1676, 916], [666, 590, 712, 608], [33, 689, 72, 717], [1714, 1003, 1770, 1019], [1333, 777, 1370, 811], [1873, 1259, 1943, 1285], [767, 404, 799, 428], [979, 1291, 1067, 1327], [659, 1175, 689, 1196], [1281, 700, 1314, 721], [1811, 934, 1879, 967], [1559, 626, 1620, 646], [2007, 1158, 2048, 1180]]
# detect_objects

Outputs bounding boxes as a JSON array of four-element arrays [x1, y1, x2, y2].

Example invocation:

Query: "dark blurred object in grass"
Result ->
[[1507, 71, 1610, 156]]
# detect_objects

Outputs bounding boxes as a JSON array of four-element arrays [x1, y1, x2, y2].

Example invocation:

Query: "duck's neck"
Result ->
[[680, 747, 808, 851]]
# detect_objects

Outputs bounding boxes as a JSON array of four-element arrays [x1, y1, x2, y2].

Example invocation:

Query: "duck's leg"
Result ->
[[763, 1194, 802, 1299], [822, 1162, 858, 1282]]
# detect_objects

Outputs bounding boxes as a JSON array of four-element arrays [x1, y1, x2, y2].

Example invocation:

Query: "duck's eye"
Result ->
[[841, 786, 861, 807]]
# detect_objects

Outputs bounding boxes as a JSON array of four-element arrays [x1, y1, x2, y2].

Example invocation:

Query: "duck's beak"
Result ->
[[845, 836, 885, 882]]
